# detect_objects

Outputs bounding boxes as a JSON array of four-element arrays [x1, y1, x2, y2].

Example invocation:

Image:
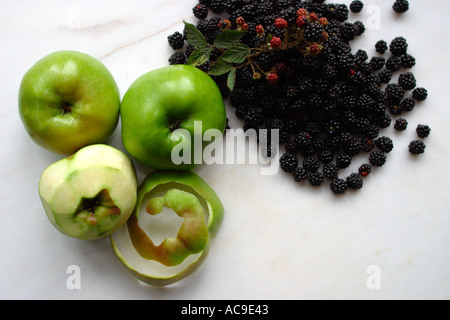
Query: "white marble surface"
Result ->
[[1, 0, 450, 300]]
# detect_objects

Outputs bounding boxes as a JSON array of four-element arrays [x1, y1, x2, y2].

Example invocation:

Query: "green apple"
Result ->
[[39, 144, 137, 240], [120, 64, 226, 170], [19, 50, 121, 155]]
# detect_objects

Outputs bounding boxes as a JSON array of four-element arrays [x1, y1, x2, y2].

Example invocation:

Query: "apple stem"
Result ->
[[168, 119, 183, 132], [61, 101, 73, 115]]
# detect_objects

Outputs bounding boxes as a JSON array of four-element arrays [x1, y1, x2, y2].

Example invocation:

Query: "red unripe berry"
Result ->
[[275, 18, 288, 30], [256, 24, 265, 36], [270, 36, 282, 49], [309, 12, 318, 21], [318, 17, 329, 26], [296, 15, 308, 27], [267, 73, 279, 84], [236, 16, 245, 26], [297, 8, 307, 16]]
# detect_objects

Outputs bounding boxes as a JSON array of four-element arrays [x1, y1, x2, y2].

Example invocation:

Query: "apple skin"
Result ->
[[19, 50, 121, 155], [39, 144, 137, 240], [120, 65, 226, 170]]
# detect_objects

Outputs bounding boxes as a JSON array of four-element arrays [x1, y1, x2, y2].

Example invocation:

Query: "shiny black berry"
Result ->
[[393, 0, 409, 13], [416, 124, 431, 138], [280, 153, 298, 173], [409, 140, 426, 154], [330, 178, 348, 194], [168, 52, 186, 65], [308, 171, 325, 186], [350, 1, 364, 13], [346, 173, 363, 190], [193, 4, 208, 20], [412, 87, 428, 101], [167, 31, 184, 50], [369, 151, 387, 167]]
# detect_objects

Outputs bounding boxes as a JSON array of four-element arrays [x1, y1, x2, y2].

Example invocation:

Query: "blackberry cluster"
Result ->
[[167, 0, 430, 194]]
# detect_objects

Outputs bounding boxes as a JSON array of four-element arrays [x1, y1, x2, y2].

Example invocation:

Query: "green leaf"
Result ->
[[209, 59, 234, 76], [188, 46, 212, 66], [213, 30, 245, 49], [227, 69, 236, 91], [183, 21, 208, 48], [220, 44, 250, 64]]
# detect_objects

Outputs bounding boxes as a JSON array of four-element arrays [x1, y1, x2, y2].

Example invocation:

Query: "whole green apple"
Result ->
[[39, 144, 137, 240], [19, 50, 121, 155], [120, 65, 226, 170]]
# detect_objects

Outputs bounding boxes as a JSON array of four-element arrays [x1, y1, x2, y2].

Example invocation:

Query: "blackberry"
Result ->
[[393, 0, 409, 13], [369, 56, 385, 71], [210, 0, 226, 14], [350, 1, 364, 13], [376, 136, 394, 153], [398, 72, 416, 90], [303, 156, 320, 172], [400, 97, 416, 112], [185, 44, 196, 58], [416, 124, 431, 138], [280, 153, 299, 173], [394, 118, 408, 131], [385, 56, 402, 71], [168, 52, 186, 65], [340, 22, 356, 41], [244, 109, 263, 129], [303, 23, 324, 42], [390, 36, 408, 57], [323, 163, 339, 180], [378, 69, 392, 83], [409, 140, 426, 154], [292, 167, 308, 182], [375, 40, 388, 54], [193, 4, 209, 19], [346, 173, 363, 190], [336, 153, 352, 169], [285, 140, 299, 154], [369, 151, 387, 167], [318, 150, 334, 164], [412, 87, 428, 101], [385, 83, 404, 103], [330, 178, 348, 194], [308, 171, 325, 186], [359, 164, 372, 177], [401, 54, 416, 68], [167, 31, 184, 50]]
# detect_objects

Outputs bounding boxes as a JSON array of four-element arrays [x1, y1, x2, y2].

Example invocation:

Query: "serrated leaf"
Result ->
[[188, 46, 212, 66], [220, 44, 250, 64], [227, 69, 236, 91], [183, 21, 208, 48], [213, 30, 245, 49], [209, 59, 234, 76]]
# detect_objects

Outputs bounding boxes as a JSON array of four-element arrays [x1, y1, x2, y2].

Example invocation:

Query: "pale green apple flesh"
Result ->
[[39, 144, 137, 240], [110, 170, 224, 286]]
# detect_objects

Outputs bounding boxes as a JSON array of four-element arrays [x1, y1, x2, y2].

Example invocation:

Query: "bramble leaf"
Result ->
[[209, 59, 234, 76], [213, 30, 245, 49], [183, 21, 208, 48], [220, 44, 250, 64], [188, 46, 212, 66], [227, 69, 237, 91]]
